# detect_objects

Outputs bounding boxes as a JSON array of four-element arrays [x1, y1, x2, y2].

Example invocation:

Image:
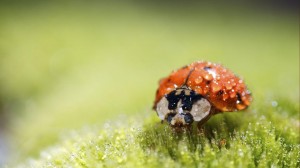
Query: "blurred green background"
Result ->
[[0, 0, 298, 165]]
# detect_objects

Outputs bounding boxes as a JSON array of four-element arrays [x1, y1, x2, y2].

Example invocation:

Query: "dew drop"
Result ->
[[194, 86, 203, 94], [211, 83, 222, 93], [222, 92, 229, 100], [195, 77, 203, 84], [229, 92, 236, 98], [204, 74, 213, 81]]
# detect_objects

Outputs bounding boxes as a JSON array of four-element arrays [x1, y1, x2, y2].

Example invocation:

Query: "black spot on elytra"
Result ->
[[204, 66, 212, 71], [217, 90, 224, 96], [206, 81, 211, 85], [236, 93, 242, 102], [165, 89, 203, 111]]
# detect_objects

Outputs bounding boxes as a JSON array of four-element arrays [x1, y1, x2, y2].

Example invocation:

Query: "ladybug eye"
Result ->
[[156, 97, 170, 120], [184, 113, 193, 124], [190, 98, 211, 121], [166, 113, 176, 123]]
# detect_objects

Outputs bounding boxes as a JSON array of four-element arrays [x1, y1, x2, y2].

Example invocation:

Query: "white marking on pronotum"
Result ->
[[156, 97, 169, 120], [190, 98, 211, 121]]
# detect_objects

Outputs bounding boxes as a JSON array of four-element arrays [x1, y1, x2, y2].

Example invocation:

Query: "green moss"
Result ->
[[16, 100, 299, 168]]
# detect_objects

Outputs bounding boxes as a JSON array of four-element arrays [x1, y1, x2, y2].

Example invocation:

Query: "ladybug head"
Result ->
[[155, 86, 211, 128]]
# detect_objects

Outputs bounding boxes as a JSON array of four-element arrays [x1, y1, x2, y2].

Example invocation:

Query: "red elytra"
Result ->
[[153, 61, 252, 128]]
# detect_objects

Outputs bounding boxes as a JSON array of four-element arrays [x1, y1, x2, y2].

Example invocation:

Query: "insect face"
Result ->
[[156, 86, 211, 128]]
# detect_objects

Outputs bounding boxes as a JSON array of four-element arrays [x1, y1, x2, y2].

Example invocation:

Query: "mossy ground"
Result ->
[[0, 1, 298, 167], [17, 99, 299, 167]]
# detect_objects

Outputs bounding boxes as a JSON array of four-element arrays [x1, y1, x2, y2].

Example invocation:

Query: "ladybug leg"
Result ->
[[196, 113, 212, 133]]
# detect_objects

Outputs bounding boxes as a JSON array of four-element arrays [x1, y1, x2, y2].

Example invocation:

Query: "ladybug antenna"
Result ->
[[182, 68, 195, 87]]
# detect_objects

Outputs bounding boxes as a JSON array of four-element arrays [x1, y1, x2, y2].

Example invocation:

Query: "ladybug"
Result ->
[[153, 61, 252, 129]]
